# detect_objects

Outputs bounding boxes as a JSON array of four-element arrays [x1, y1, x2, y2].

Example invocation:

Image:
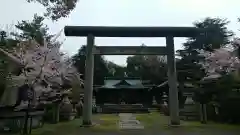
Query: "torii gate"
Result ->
[[64, 26, 206, 126]]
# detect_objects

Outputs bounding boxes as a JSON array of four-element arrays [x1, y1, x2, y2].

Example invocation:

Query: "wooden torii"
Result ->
[[64, 26, 208, 126]]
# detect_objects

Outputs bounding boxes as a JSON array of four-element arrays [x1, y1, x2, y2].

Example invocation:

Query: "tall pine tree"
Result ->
[[12, 14, 53, 45], [177, 17, 234, 84], [26, 0, 78, 21]]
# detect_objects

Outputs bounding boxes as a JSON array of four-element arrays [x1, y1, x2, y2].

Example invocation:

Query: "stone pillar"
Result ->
[[82, 34, 94, 126], [53, 102, 60, 124], [166, 36, 180, 125], [200, 103, 207, 124]]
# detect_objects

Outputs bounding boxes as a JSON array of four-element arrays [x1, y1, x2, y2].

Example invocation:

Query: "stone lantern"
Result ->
[[162, 92, 168, 105], [59, 90, 75, 121], [184, 93, 195, 105]]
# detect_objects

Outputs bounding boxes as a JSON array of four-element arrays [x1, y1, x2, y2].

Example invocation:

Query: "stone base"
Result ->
[[169, 121, 180, 127], [80, 121, 96, 127], [100, 104, 149, 113], [168, 124, 181, 128], [60, 112, 76, 121]]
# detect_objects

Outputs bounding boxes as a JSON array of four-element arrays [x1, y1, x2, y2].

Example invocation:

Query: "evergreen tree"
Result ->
[[12, 14, 53, 45], [72, 45, 110, 85], [177, 17, 234, 84], [26, 0, 78, 21]]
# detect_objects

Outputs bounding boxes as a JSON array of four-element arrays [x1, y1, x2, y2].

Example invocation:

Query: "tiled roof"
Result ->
[[100, 78, 146, 89]]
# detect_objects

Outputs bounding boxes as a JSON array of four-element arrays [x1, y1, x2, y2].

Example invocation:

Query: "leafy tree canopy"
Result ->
[[126, 55, 167, 84], [26, 0, 78, 21], [72, 45, 110, 85], [12, 14, 53, 45], [177, 17, 234, 84]]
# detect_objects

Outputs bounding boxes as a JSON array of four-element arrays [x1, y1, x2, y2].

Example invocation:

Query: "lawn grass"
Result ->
[[28, 114, 120, 135], [30, 120, 82, 135], [6, 112, 240, 135], [91, 114, 119, 131], [136, 111, 170, 130], [136, 111, 240, 131]]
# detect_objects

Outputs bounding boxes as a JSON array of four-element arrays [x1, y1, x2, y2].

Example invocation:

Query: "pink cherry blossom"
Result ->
[[0, 33, 83, 107], [199, 38, 240, 79]]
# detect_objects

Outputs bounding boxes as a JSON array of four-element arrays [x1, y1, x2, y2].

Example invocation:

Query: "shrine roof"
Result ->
[[149, 80, 196, 91], [98, 78, 153, 89]]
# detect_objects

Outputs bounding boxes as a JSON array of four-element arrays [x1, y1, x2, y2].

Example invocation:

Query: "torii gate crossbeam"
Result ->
[[93, 46, 167, 55], [64, 26, 207, 126]]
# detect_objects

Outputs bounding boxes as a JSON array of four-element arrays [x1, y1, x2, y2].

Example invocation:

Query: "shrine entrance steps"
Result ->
[[97, 104, 149, 113]]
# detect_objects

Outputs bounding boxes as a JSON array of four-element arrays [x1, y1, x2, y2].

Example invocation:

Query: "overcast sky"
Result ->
[[1, 0, 240, 66]]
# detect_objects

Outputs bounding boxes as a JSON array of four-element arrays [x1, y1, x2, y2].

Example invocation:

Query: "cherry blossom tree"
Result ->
[[0, 33, 83, 110], [198, 38, 240, 80]]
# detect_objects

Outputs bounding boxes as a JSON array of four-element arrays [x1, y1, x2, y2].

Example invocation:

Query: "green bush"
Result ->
[[200, 74, 240, 123], [218, 96, 240, 123]]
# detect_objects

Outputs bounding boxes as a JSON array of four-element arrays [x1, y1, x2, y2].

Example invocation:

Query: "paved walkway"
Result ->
[[118, 113, 144, 129]]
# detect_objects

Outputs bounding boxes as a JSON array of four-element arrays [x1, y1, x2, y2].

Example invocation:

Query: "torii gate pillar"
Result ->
[[82, 34, 94, 125], [166, 36, 179, 125]]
